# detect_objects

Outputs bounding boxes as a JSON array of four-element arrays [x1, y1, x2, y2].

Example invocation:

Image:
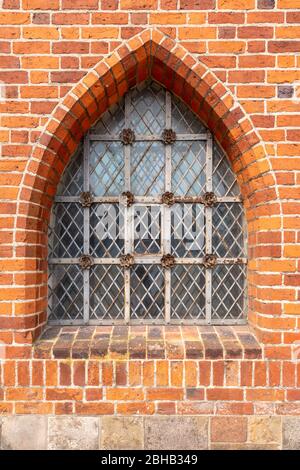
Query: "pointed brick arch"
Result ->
[[15, 29, 281, 342]]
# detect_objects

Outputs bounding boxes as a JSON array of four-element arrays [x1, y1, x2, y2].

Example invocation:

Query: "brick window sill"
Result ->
[[34, 325, 261, 361]]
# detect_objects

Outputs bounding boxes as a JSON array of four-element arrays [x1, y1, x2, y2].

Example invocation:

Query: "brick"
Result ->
[[23, 27, 59, 39], [23, 0, 59, 8], [257, 0, 275, 7], [238, 26, 273, 38], [278, 0, 300, 7], [106, 387, 144, 401], [180, 0, 215, 7], [147, 388, 184, 401], [179, 27, 216, 39], [46, 388, 83, 401], [150, 13, 186, 24], [62, 0, 98, 7], [278, 85, 294, 99], [121, 0, 157, 8], [218, 0, 255, 8], [269, 41, 300, 53]]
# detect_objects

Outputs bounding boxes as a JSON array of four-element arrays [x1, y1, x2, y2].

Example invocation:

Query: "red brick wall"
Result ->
[[0, 0, 300, 418]]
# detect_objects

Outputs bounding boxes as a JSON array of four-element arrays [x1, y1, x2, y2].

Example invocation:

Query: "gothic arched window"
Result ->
[[48, 80, 247, 325]]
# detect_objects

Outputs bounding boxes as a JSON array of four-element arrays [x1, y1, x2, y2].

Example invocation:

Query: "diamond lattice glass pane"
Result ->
[[212, 203, 245, 258], [57, 145, 83, 196], [213, 143, 240, 197], [130, 81, 165, 135], [48, 203, 83, 258], [131, 141, 165, 196], [172, 141, 206, 196], [172, 96, 206, 134], [171, 265, 205, 320], [212, 264, 246, 321], [91, 99, 125, 135], [90, 265, 124, 321], [171, 204, 205, 257], [90, 141, 124, 196], [48, 264, 83, 322], [134, 205, 161, 254], [131, 265, 164, 320], [90, 204, 124, 258]]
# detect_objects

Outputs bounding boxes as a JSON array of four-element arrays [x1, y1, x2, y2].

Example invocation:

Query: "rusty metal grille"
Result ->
[[48, 80, 247, 325]]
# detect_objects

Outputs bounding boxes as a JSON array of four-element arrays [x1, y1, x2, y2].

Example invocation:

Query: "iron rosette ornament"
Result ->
[[161, 129, 176, 145], [120, 128, 135, 145], [119, 254, 134, 269], [203, 254, 217, 269], [120, 191, 134, 207], [80, 191, 94, 208], [79, 255, 94, 270], [161, 254, 176, 269], [162, 191, 175, 207], [202, 192, 217, 208]]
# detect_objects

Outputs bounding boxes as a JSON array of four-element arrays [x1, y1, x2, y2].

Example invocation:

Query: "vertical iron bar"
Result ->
[[83, 134, 90, 324], [205, 132, 213, 324], [164, 91, 172, 323], [124, 91, 131, 323], [48, 212, 54, 319]]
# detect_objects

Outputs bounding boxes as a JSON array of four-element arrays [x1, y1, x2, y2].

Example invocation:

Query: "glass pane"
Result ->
[[90, 265, 124, 321], [172, 96, 206, 134], [91, 99, 125, 135], [212, 203, 245, 258], [90, 141, 124, 196], [134, 205, 161, 254], [213, 143, 240, 197], [130, 81, 165, 135], [57, 144, 83, 196], [171, 204, 205, 257], [48, 203, 83, 258], [131, 265, 164, 320], [212, 264, 246, 321], [172, 141, 206, 196], [90, 204, 124, 258], [131, 141, 165, 196], [171, 265, 205, 321], [48, 264, 83, 322]]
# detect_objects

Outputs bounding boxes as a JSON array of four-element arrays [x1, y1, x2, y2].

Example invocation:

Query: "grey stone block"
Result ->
[[101, 416, 144, 450], [48, 417, 99, 450], [144, 416, 208, 450], [283, 417, 300, 450], [1, 416, 47, 450]]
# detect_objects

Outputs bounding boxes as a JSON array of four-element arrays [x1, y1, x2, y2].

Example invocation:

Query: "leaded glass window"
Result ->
[[48, 80, 247, 325]]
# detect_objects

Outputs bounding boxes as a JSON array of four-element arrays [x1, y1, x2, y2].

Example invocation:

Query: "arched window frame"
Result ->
[[48, 80, 247, 326]]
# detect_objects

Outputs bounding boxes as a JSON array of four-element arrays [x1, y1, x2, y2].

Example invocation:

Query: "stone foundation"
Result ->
[[0, 415, 299, 450]]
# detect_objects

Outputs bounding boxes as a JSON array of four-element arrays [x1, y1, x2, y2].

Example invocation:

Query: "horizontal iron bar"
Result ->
[[54, 195, 243, 204], [89, 133, 209, 142], [48, 257, 247, 265]]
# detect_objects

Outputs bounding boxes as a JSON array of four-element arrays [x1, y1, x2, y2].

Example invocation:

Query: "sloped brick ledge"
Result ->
[[34, 325, 261, 361]]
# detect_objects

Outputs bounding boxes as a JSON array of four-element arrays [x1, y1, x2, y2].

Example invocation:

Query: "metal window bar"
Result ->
[[205, 133, 213, 324], [48, 82, 247, 326], [83, 133, 90, 324]]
